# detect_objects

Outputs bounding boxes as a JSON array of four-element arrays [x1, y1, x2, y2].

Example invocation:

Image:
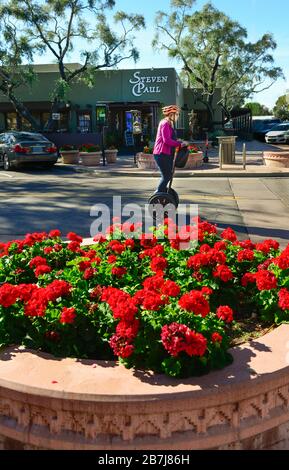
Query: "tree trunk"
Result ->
[[43, 98, 60, 132], [0, 84, 41, 131], [207, 95, 215, 131]]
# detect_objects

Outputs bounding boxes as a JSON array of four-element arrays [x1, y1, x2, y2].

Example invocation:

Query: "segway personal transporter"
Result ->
[[148, 145, 189, 221]]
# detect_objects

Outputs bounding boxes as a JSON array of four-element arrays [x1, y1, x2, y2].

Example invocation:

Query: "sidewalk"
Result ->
[[58, 140, 289, 178]]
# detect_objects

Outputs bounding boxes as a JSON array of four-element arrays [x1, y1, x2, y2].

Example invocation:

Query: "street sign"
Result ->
[[52, 113, 61, 120]]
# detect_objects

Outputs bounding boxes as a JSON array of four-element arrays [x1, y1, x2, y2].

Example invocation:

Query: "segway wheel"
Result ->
[[168, 188, 179, 207], [148, 192, 177, 222]]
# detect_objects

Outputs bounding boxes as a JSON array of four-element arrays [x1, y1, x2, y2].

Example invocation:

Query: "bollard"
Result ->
[[242, 143, 246, 170], [219, 142, 223, 169]]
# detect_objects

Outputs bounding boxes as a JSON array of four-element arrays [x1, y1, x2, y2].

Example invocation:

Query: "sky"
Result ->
[[33, 0, 289, 109]]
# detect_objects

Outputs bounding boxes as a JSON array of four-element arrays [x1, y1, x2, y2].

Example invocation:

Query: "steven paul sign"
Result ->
[[129, 71, 169, 97]]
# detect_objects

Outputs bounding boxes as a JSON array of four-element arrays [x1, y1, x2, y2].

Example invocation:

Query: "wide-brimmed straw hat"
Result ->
[[162, 105, 181, 116]]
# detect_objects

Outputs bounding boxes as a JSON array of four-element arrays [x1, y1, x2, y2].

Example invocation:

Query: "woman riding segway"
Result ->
[[148, 105, 188, 218]]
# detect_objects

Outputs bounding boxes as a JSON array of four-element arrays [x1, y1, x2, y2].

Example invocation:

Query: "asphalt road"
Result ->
[[1, 165, 289, 247]]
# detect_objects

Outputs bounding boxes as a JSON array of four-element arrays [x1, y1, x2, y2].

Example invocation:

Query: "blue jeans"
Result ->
[[154, 153, 174, 192]]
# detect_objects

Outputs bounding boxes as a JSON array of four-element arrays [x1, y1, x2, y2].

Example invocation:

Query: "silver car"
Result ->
[[265, 123, 289, 144], [0, 131, 58, 171]]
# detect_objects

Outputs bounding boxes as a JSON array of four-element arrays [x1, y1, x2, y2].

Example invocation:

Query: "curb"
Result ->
[[67, 165, 289, 179]]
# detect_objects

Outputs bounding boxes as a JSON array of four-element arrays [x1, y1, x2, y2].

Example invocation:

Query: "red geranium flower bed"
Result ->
[[0, 220, 288, 378]]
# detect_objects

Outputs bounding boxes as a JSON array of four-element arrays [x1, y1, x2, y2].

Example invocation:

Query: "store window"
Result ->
[[77, 112, 91, 133], [6, 112, 18, 130], [96, 105, 107, 125]]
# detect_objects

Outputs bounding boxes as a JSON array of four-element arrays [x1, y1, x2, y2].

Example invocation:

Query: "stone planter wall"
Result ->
[[1, 325, 289, 450], [79, 151, 102, 166], [263, 151, 289, 168]]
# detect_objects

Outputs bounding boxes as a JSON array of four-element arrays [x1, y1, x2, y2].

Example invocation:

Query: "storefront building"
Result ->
[[0, 65, 222, 147]]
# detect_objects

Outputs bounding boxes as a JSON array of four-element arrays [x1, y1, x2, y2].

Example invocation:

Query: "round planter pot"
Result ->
[[79, 151, 102, 166], [60, 150, 79, 164], [1, 325, 289, 450], [263, 151, 289, 168], [136, 152, 158, 170], [104, 149, 118, 164], [185, 152, 203, 169]]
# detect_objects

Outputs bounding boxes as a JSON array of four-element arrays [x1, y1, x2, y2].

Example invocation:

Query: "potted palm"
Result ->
[[60, 144, 79, 164], [105, 145, 118, 163], [79, 144, 102, 166]]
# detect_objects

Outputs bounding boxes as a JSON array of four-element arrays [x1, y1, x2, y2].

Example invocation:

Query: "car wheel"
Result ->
[[3, 154, 13, 171]]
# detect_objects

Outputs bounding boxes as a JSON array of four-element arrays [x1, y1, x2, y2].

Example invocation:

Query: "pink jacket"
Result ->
[[153, 119, 180, 156]]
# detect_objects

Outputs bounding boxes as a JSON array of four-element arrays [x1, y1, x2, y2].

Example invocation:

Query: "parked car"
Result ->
[[252, 117, 282, 141], [265, 122, 289, 144], [0, 131, 58, 171]]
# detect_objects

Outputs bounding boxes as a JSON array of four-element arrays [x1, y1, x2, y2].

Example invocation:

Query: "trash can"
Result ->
[[217, 136, 237, 164]]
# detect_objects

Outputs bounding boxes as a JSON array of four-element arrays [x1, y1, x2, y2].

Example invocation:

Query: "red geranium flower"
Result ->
[[83, 267, 97, 280], [60, 307, 77, 324], [212, 332, 223, 343], [49, 229, 61, 238], [35, 265, 52, 277], [67, 232, 83, 243], [241, 272, 256, 287], [111, 266, 127, 278], [67, 241, 81, 252], [179, 291, 210, 317], [278, 288, 289, 311], [255, 270, 277, 291], [45, 280, 72, 301], [161, 280, 181, 297], [214, 241, 227, 251], [216, 306, 234, 323], [29, 256, 47, 268], [187, 253, 210, 270], [213, 265, 233, 282], [0, 283, 19, 307], [237, 250, 255, 262], [109, 334, 135, 358], [161, 323, 207, 357], [221, 228, 237, 242], [78, 260, 91, 272], [150, 256, 168, 273]]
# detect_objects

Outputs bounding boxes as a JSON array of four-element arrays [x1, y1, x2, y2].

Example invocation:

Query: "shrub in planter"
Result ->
[[0, 220, 288, 378], [59, 144, 79, 164]]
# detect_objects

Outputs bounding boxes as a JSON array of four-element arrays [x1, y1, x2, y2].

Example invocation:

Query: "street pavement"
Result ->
[[0, 164, 289, 248]]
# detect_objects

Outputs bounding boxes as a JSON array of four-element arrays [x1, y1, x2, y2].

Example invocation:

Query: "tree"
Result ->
[[153, 1, 283, 127], [0, 11, 44, 129], [244, 102, 270, 116], [0, 0, 145, 131], [273, 95, 289, 121]]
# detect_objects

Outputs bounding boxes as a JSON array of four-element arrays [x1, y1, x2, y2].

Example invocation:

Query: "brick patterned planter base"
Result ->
[[1, 325, 289, 450], [136, 153, 158, 170], [185, 152, 203, 169], [79, 152, 102, 166], [136, 152, 204, 170], [263, 151, 289, 168]]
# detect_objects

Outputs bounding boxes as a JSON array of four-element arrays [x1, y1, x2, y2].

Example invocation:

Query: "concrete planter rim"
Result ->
[[0, 324, 287, 403]]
